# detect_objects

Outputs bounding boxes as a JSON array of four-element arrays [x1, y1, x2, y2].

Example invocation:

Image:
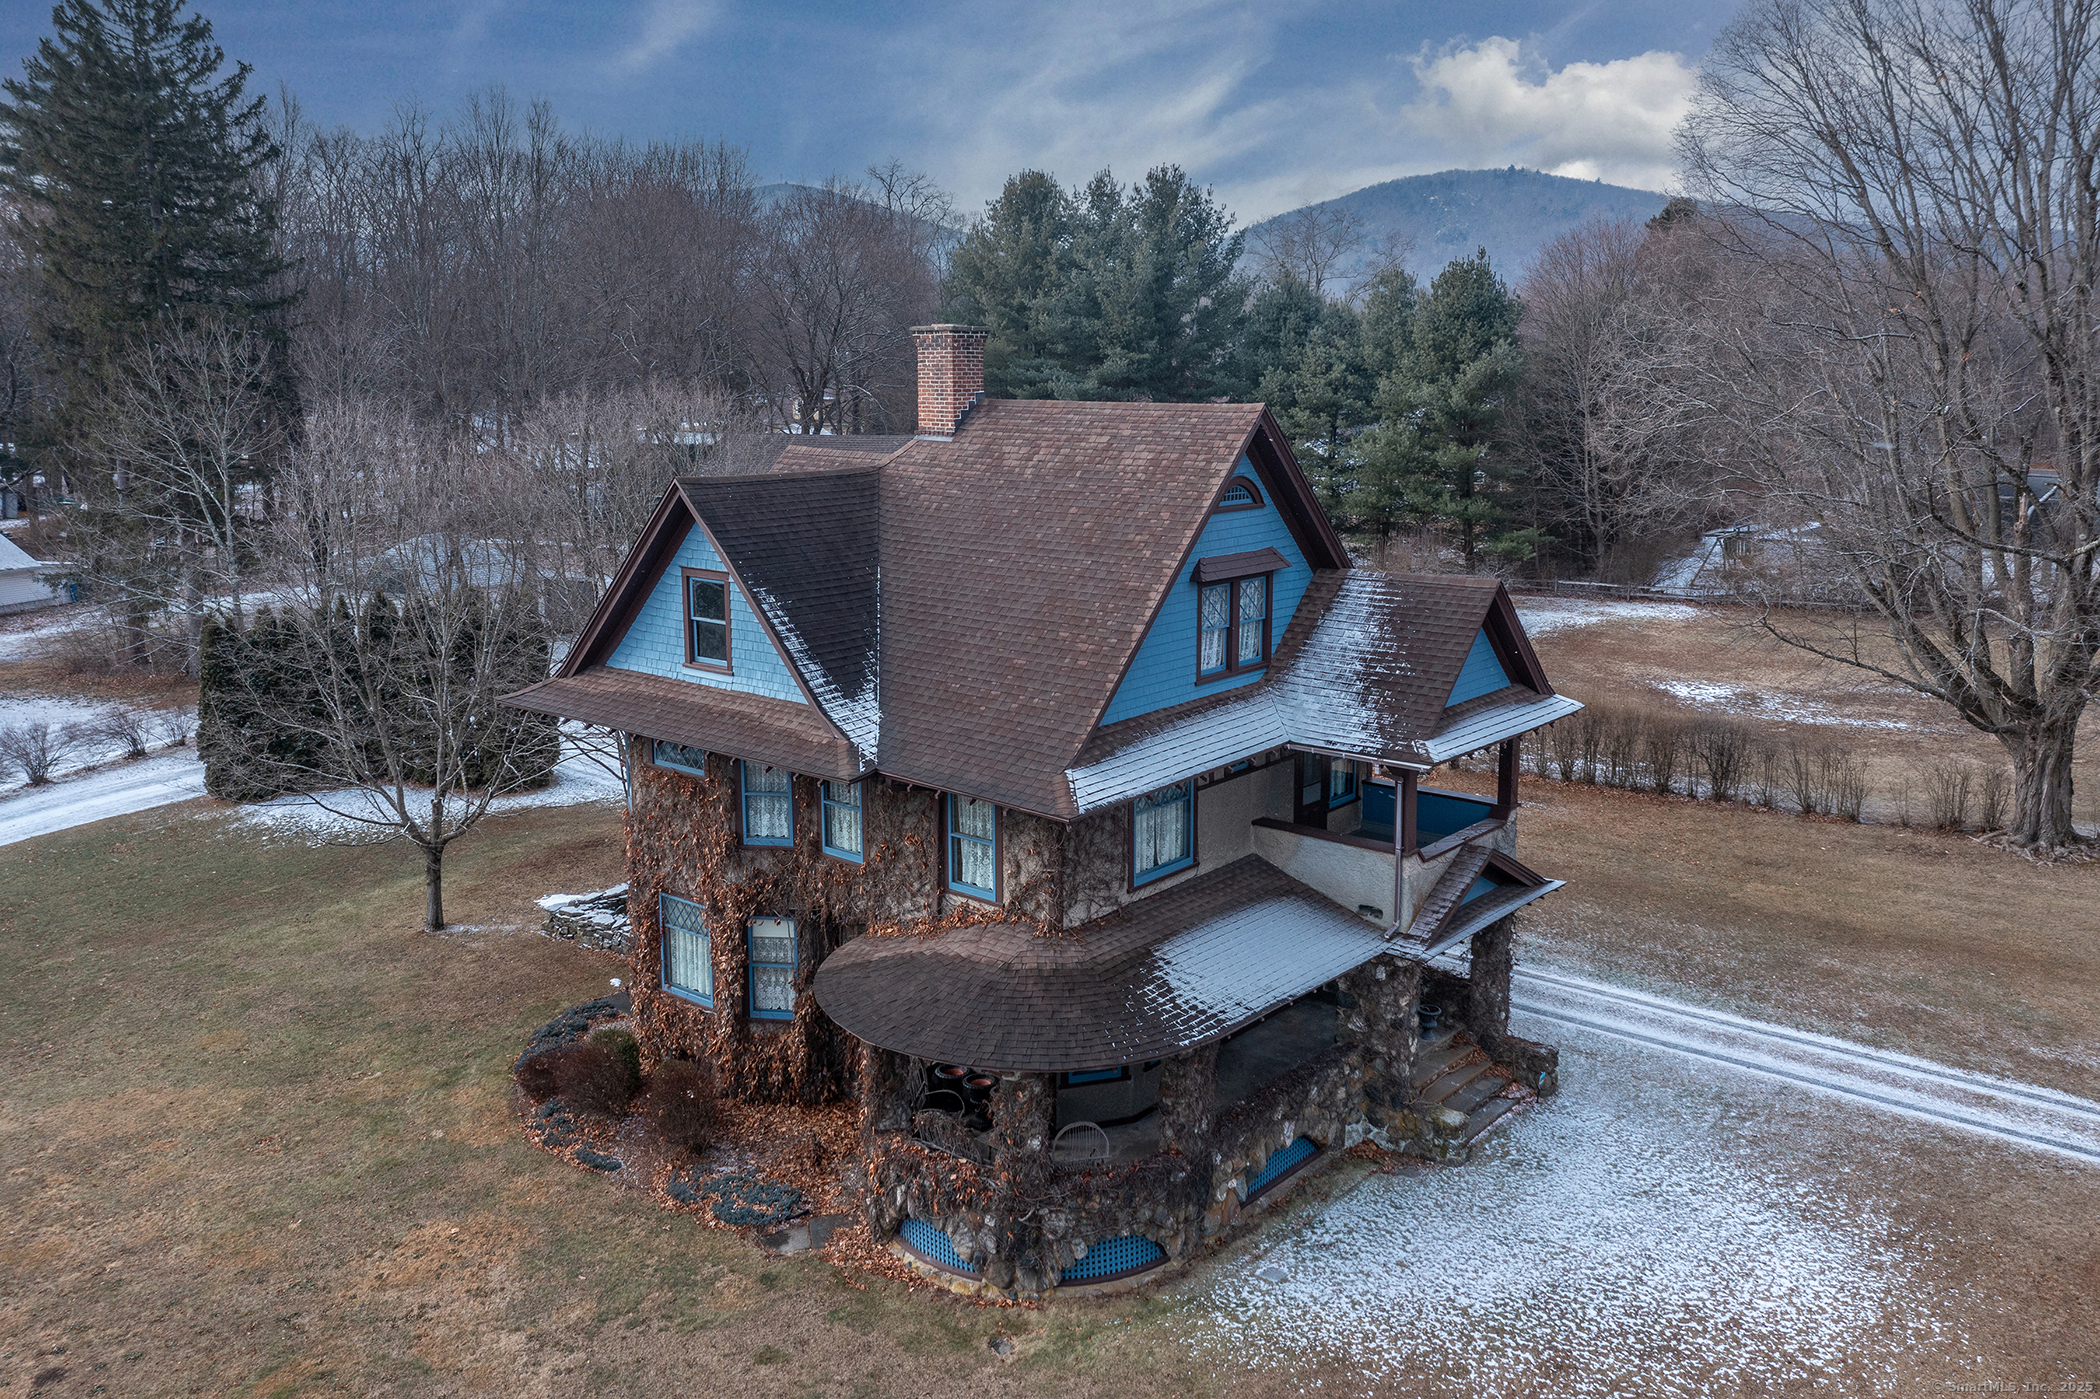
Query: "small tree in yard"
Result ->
[[1681, 0, 2100, 854], [208, 399, 560, 929]]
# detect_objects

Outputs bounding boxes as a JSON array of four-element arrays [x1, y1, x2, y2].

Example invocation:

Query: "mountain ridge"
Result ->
[[1248, 167, 1671, 287]]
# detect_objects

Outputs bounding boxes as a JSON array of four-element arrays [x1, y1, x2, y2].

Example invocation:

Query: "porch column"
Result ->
[[1467, 915, 1515, 1040], [1493, 737, 1519, 819], [1157, 1044, 1220, 1156], [1395, 770, 1419, 933]]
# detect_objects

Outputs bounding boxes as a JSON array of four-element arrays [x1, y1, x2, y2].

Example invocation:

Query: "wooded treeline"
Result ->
[[4, 0, 2095, 855]]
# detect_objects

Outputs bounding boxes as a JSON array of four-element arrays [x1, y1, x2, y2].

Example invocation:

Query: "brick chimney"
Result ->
[[912, 324, 987, 438]]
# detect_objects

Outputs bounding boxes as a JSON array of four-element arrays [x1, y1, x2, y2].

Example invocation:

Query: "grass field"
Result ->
[[2, 598, 2096, 1395]]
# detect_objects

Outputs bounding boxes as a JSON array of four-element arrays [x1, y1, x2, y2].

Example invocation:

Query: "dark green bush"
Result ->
[[646, 1058, 719, 1152]]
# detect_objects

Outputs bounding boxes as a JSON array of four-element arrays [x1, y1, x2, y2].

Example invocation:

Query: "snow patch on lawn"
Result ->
[[236, 741, 623, 843], [1515, 598, 1705, 636], [1182, 1019, 1962, 1395], [0, 606, 98, 662], [0, 693, 194, 783], [1651, 677, 1916, 730]]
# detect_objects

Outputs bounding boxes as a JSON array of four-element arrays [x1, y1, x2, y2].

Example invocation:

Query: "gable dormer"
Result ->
[[1097, 436, 1341, 727]]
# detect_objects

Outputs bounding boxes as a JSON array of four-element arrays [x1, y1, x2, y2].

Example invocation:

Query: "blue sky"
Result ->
[[4, 0, 1736, 222]]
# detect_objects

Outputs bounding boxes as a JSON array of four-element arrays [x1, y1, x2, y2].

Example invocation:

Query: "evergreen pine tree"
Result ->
[[1, 0, 292, 472]]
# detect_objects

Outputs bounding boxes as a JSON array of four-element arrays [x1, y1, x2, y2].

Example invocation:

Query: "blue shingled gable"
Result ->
[[1100, 458, 1313, 726], [605, 521, 807, 704], [1446, 628, 1513, 706]]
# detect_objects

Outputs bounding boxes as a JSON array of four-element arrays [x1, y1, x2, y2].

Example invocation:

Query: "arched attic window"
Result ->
[[1214, 476, 1262, 512]]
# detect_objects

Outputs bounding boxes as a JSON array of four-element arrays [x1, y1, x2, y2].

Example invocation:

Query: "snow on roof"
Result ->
[[0, 533, 50, 574]]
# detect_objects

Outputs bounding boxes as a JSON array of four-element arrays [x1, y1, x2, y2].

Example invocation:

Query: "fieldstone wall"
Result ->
[[1467, 915, 1515, 1038]]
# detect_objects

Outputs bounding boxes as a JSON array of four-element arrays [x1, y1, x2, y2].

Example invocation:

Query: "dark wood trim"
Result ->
[[1193, 569, 1275, 683], [1418, 783, 1495, 805], [1400, 770, 1419, 857], [1211, 473, 1265, 512], [1191, 547, 1289, 583], [1485, 585, 1554, 695], [1246, 409, 1350, 570], [1494, 737, 1519, 818], [1250, 816, 1395, 854], [1417, 817, 1509, 863], [678, 565, 733, 673], [560, 484, 688, 677]]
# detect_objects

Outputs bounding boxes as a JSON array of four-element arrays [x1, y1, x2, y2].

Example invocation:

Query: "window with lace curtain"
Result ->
[[740, 761, 793, 846], [1132, 781, 1194, 885], [946, 795, 997, 899], [821, 780, 862, 860], [746, 917, 796, 1020], [659, 893, 713, 1008], [1197, 573, 1271, 678]]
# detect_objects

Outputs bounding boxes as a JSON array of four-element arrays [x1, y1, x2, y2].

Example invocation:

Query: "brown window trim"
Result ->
[[1212, 474, 1264, 512], [1194, 570, 1274, 684], [943, 793, 1002, 905], [680, 566, 733, 674]]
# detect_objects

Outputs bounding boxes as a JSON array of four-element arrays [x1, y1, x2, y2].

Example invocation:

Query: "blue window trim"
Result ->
[[1063, 1067, 1127, 1086], [746, 917, 797, 1021], [945, 794, 997, 900], [820, 779, 863, 862], [739, 760, 794, 847], [659, 892, 714, 1010], [1131, 781, 1195, 887], [652, 739, 707, 777], [1329, 759, 1359, 809]]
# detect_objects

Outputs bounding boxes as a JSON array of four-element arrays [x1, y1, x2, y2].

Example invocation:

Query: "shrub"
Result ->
[[1977, 766, 2011, 831], [591, 1027, 642, 1088], [96, 705, 155, 759], [1925, 760, 1973, 830], [646, 1058, 719, 1152], [1642, 714, 1689, 795], [0, 721, 78, 785], [1692, 719, 1750, 802], [514, 1049, 564, 1100], [1821, 747, 1868, 821], [555, 1036, 642, 1119]]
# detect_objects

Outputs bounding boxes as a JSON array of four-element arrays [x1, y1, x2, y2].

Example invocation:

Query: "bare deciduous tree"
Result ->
[[1250, 204, 1365, 298], [214, 400, 561, 929], [1681, 0, 2100, 853]]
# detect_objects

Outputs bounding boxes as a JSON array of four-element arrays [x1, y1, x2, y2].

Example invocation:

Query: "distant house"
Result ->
[[1651, 519, 1841, 601], [505, 326, 1581, 1298], [0, 533, 63, 615]]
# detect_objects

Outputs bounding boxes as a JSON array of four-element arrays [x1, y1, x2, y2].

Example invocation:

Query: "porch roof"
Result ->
[[811, 855, 1387, 1073]]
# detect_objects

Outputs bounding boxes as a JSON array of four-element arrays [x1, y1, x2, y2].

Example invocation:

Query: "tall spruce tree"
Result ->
[[942, 165, 1246, 402], [1361, 250, 1533, 572], [1, 0, 291, 474]]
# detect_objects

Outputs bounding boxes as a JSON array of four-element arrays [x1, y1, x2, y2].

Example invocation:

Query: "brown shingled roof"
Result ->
[[811, 855, 1387, 1071], [507, 668, 860, 780]]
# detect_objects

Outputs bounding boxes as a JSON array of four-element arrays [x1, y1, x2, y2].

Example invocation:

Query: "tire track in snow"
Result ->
[[1438, 955, 2100, 1164]]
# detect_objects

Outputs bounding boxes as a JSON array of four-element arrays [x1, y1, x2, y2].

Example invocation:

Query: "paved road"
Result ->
[[0, 751, 208, 849], [1439, 953, 2100, 1164]]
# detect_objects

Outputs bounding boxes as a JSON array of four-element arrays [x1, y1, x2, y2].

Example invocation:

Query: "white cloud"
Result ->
[[611, 0, 720, 76], [1403, 38, 1695, 191]]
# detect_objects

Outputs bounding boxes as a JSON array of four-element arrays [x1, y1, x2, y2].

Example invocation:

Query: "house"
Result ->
[[504, 325, 1582, 1298], [0, 532, 63, 615]]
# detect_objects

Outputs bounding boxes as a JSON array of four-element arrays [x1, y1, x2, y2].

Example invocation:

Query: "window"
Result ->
[[653, 740, 707, 776], [683, 568, 729, 668], [1132, 781, 1194, 885], [1329, 760, 1358, 808], [1198, 573, 1272, 678], [1215, 476, 1262, 509], [660, 893, 713, 1008], [746, 917, 796, 1020], [1063, 1067, 1128, 1086], [821, 780, 863, 861], [946, 795, 997, 899], [740, 761, 793, 846]]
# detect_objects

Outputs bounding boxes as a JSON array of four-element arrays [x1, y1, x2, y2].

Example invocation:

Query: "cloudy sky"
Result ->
[[2, 0, 1734, 222]]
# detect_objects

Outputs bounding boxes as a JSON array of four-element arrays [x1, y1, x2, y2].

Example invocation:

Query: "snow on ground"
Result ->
[[1514, 596, 1706, 636], [1180, 1012, 1972, 1396], [1649, 677, 1917, 730], [0, 692, 194, 781], [0, 748, 207, 848], [236, 739, 623, 843], [0, 605, 97, 662]]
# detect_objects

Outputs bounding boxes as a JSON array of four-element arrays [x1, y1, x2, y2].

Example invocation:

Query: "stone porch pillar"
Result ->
[[1467, 915, 1515, 1040], [1157, 1044, 1220, 1156]]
